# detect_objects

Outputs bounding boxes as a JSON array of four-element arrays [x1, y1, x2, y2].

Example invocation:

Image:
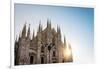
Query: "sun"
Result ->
[[65, 47, 71, 57], [63, 43, 73, 61]]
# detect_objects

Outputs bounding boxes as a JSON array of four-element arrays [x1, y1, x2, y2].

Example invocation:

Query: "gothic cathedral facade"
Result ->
[[14, 20, 73, 65]]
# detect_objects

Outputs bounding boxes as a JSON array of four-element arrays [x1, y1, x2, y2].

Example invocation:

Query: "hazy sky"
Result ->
[[14, 4, 94, 63]]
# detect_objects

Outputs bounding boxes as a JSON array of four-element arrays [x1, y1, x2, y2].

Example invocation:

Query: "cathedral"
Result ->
[[14, 20, 73, 65]]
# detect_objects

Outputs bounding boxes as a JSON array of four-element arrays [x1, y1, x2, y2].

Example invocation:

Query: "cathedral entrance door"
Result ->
[[30, 56, 34, 64]]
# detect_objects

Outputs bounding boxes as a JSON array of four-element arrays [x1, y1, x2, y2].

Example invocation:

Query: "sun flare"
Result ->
[[63, 43, 73, 62]]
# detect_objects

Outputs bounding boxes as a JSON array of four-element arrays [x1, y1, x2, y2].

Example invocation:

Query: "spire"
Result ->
[[57, 25, 61, 41], [38, 21, 42, 32], [64, 36, 66, 46], [32, 29, 35, 40], [57, 25, 61, 34], [68, 43, 71, 49], [47, 19, 51, 29], [57, 25, 59, 33], [27, 24, 30, 38], [15, 35, 17, 42], [22, 23, 26, 38], [59, 27, 61, 34], [18, 31, 21, 41], [19, 31, 21, 38], [49, 20, 51, 28], [47, 19, 49, 28]]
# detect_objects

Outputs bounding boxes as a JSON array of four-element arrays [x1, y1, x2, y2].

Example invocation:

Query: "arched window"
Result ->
[[53, 51, 56, 57], [41, 46, 44, 52]]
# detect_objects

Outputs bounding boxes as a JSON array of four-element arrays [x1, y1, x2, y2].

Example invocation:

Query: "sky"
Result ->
[[14, 4, 94, 64]]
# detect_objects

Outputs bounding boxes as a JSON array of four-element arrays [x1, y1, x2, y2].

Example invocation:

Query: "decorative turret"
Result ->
[[22, 23, 26, 38]]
